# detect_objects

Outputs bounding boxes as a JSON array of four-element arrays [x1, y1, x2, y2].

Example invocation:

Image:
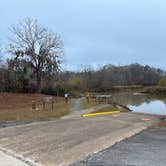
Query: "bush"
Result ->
[[41, 87, 57, 96], [159, 77, 166, 86], [41, 85, 66, 96], [28, 83, 39, 93], [144, 86, 166, 95]]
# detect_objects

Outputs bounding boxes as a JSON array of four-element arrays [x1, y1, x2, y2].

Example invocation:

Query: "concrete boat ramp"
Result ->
[[0, 109, 160, 166]]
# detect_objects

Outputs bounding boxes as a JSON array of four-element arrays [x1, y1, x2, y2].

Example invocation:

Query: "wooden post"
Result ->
[[43, 101, 45, 110], [32, 100, 36, 110], [51, 100, 54, 110]]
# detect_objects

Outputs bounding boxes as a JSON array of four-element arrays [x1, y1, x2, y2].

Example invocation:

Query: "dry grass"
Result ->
[[158, 120, 166, 128], [0, 93, 70, 122]]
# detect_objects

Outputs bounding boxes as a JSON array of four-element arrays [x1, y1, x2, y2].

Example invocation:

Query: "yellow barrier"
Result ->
[[82, 111, 120, 117]]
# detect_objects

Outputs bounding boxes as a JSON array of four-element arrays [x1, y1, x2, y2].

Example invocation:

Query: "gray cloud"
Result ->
[[1, 0, 166, 70]]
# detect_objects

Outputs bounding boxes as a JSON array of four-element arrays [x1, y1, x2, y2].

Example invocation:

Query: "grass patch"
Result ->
[[0, 93, 70, 122], [92, 105, 120, 113], [142, 86, 166, 95], [111, 85, 143, 92], [81, 99, 99, 109]]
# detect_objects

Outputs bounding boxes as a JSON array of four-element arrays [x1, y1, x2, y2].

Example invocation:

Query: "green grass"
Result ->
[[92, 105, 120, 113], [143, 86, 166, 95], [111, 85, 143, 92], [81, 98, 120, 113], [81, 99, 99, 109]]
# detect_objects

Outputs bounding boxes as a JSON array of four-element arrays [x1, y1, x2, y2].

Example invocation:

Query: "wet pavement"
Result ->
[[0, 122, 32, 128]]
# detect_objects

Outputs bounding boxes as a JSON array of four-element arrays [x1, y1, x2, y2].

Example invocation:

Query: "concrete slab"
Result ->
[[0, 151, 28, 166], [0, 112, 160, 166]]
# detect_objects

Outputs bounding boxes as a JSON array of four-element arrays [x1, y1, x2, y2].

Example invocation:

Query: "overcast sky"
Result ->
[[1, 0, 166, 70]]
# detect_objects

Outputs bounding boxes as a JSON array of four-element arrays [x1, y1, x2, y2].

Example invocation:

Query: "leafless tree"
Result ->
[[0, 45, 3, 66], [8, 18, 64, 89]]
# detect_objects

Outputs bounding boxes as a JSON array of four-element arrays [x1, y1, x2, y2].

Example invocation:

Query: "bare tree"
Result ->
[[8, 18, 64, 89], [0, 45, 3, 66]]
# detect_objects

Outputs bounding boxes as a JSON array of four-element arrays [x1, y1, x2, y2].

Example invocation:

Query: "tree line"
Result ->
[[0, 18, 165, 95], [59, 64, 165, 94]]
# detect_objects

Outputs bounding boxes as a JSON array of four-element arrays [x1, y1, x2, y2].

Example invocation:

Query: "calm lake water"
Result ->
[[112, 92, 166, 115]]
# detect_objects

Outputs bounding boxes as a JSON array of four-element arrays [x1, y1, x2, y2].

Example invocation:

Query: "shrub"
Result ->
[[159, 77, 166, 86], [41, 85, 66, 96]]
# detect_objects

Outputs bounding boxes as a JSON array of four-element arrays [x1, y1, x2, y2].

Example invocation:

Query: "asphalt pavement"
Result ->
[[72, 127, 166, 166]]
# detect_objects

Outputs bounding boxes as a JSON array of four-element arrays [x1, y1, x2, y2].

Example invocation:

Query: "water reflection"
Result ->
[[129, 100, 166, 115], [112, 92, 166, 115]]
